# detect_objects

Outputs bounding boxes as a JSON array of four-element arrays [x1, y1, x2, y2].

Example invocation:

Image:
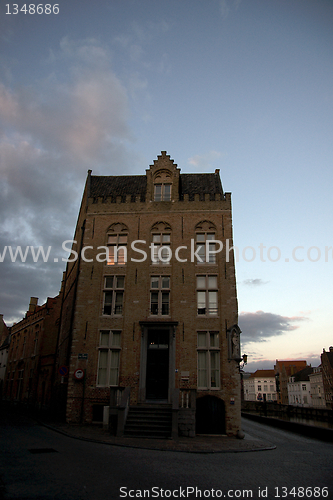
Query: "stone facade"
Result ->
[[55, 152, 242, 436]]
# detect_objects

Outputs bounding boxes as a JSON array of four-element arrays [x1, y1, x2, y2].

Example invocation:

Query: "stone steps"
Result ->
[[124, 405, 172, 439]]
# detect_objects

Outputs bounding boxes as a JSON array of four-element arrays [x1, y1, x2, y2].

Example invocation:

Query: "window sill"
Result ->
[[196, 315, 219, 318], [101, 314, 123, 318], [148, 315, 171, 319], [197, 387, 221, 391]]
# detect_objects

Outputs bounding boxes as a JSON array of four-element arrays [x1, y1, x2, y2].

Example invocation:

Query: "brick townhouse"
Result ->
[[54, 152, 243, 437], [3, 296, 61, 410]]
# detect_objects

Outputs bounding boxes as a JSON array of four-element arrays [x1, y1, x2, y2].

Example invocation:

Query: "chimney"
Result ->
[[29, 297, 38, 313], [329, 346, 333, 352], [215, 169, 220, 174]]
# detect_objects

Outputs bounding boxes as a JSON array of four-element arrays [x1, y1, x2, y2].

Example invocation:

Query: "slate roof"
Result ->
[[89, 172, 223, 202], [0, 334, 10, 350], [292, 366, 313, 382], [90, 175, 147, 202], [250, 370, 275, 378], [179, 173, 223, 201]]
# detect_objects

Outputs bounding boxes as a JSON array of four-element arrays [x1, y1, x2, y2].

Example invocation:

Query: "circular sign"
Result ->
[[74, 369, 85, 380], [59, 365, 68, 376]]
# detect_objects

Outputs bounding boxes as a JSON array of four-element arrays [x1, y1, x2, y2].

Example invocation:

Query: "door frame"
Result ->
[[139, 321, 177, 403]]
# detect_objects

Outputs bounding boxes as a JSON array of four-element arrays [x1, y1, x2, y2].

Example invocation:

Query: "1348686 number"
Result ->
[[275, 487, 329, 498], [6, 4, 60, 14]]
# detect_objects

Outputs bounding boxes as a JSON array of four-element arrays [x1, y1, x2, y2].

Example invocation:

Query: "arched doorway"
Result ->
[[196, 395, 225, 434]]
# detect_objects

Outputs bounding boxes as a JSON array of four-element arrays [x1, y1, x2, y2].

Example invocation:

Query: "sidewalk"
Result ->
[[40, 420, 276, 453]]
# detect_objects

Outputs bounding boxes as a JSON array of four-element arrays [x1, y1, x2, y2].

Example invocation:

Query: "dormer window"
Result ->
[[153, 169, 172, 201], [154, 183, 171, 201]]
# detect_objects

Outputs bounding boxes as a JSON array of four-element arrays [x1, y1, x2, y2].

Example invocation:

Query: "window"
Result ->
[[154, 183, 171, 201], [257, 385, 262, 391], [264, 385, 268, 391], [22, 336, 26, 359], [150, 276, 170, 315], [107, 234, 127, 265], [151, 233, 171, 264], [102, 276, 124, 315], [302, 384, 307, 391], [270, 384, 274, 391], [33, 333, 38, 357], [197, 331, 220, 389], [197, 276, 218, 315], [195, 232, 217, 263], [97, 330, 121, 386]]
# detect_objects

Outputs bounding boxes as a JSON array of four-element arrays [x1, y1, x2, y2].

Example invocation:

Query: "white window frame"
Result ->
[[196, 275, 218, 316], [197, 331, 220, 390], [154, 183, 171, 201], [150, 276, 170, 316], [151, 233, 171, 264], [107, 234, 127, 265], [97, 330, 121, 387], [195, 232, 217, 264], [102, 276, 124, 316]]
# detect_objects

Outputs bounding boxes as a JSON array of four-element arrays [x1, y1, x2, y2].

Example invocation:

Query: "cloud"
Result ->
[[219, 0, 231, 19], [242, 279, 269, 286], [188, 150, 223, 171], [219, 0, 242, 19], [239, 310, 308, 343], [0, 37, 135, 323]]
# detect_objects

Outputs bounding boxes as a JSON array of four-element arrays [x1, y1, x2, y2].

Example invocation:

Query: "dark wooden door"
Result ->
[[146, 329, 169, 400], [196, 396, 225, 434]]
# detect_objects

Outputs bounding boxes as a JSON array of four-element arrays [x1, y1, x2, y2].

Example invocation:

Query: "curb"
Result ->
[[38, 420, 276, 454]]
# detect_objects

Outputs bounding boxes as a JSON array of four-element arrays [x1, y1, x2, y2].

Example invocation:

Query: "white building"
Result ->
[[309, 366, 325, 408], [243, 370, 277, 402], [287, 366, 313, 407]]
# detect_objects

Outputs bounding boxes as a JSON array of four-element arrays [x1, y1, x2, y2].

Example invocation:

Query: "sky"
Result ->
[[0, 0, 332, 372]]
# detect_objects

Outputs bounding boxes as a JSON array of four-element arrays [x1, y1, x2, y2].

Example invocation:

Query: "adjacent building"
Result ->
[[243, 369, 277, 402], [0, 315, 10, 397], [309, 366, 325, 408], [321, 347, 333, 409], [287, 366, 313, 407], [274, 360, 308, 405], [54, 151, 242, 436], [3, 296, 61, 410]]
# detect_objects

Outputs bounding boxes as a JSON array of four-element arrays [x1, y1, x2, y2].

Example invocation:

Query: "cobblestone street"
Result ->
[[1, 410, 332, 499]]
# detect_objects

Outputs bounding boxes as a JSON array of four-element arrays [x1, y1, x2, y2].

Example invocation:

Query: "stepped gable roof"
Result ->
[[89, 172, 223, 201]]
